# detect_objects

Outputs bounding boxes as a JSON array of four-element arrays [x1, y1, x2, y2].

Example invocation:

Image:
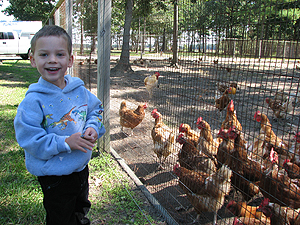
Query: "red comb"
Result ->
[[196, 117, 203, 125], [151, 108, 158, 115], [254, 111, 261, 119]]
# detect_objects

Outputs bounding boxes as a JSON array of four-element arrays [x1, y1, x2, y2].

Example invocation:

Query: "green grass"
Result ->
[[0, 60, 156, 224]]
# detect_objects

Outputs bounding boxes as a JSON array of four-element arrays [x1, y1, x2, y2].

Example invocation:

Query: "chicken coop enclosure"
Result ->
[[49, 0, 300, 224]]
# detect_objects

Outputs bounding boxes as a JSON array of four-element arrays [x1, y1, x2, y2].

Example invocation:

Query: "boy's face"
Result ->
[[30, 36, 73, 89]]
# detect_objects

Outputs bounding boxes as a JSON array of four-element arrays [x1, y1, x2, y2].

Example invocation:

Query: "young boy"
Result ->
[[14, 25, 106, 225]]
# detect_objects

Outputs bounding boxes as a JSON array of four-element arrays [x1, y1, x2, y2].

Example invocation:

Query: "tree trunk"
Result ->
[[161, 28, 166, 52], [142, 17, 145, 53], [136, 17, 140, 53], [90, 35, 96, 54], [113, 0, 133, 72], [80, 10, 84, 54], [149, 35, 152, 52], [171, 0, 178, 67]]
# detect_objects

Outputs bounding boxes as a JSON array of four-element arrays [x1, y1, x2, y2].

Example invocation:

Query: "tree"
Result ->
[[73, 0, 85, 54], [2, 0, 55, 21], [113, 0, 134, 72], [113, 0, 169, 72], [83, 0, 98, 54], [111, 0, 126, 50]]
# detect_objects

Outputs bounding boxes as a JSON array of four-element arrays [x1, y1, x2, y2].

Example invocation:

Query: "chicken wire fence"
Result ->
[[49, 0, 300, 224]]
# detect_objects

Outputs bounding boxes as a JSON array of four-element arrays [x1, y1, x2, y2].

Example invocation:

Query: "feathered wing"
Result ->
[[197, 118, 219, 157], [151, 110, 176, 167], [259, 163, 300, 209], [174, 164, 232, 224], [152, 124, 176, 163], [119, 101, 147, 134], [183, 164, 232, 213]]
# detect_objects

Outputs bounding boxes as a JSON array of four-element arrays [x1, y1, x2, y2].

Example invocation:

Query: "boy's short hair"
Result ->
[[30, 25, 72, 55]]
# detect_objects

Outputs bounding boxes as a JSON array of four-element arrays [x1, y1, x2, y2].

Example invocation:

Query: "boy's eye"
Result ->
[[57, 53, 64, 57], [40, 53, 47, 57]]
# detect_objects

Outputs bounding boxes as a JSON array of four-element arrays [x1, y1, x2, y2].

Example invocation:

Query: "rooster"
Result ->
[[144, 71, 160, 98], [173, 164, 232, 225], [196, 117, 221, 158], [179, 123, 200, 147], [119, 101, 147, 135], [151, 109, 176, 169], [176, 133, 217, 174]]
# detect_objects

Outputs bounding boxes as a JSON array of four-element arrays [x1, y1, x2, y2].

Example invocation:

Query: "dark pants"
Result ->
[[38, 166, 91, 225]]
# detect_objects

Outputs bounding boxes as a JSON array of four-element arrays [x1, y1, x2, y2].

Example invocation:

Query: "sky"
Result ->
[[0, 0, 14, 21]]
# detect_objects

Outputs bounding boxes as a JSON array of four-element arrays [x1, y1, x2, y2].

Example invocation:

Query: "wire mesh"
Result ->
[[51, 0, 300, 224]]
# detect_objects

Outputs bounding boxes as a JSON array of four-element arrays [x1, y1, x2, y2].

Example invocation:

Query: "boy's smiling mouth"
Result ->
[[46, 67, 60, 72]]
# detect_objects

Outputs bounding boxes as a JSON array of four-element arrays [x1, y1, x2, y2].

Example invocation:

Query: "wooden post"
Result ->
[[97, 0, 111, 152]]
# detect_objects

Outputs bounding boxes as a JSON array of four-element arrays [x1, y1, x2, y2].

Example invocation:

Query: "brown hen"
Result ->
[[253, 111, 290, 163], [151, 109, 176, 169], [119, 100, 147, 135], [196, 117, 221, 158], [221, 100, 242, 132], [176, 133, 217, 174], [174, 164, 232, 225], [179, 123, 200, 147]]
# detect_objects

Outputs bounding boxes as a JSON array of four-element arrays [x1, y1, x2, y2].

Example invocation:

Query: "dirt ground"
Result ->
[[107, 60, 237, 225], [78, 57, 300, 225]]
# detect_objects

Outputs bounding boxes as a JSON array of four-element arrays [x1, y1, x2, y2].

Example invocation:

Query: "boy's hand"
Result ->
[[65, 132, 95, 153], [81, 127, 98, 144]]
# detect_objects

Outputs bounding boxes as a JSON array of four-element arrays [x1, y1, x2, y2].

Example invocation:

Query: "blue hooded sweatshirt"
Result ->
[[14, 75, 106, 176]]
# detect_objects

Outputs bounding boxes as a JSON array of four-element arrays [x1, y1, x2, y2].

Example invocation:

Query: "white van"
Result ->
[[0, 21, 42, 59], [0, 30, 31, 59]]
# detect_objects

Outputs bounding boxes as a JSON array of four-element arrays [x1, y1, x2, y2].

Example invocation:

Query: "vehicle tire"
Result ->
[[20, 49, 31, 60], [20, 54, 29, 60]]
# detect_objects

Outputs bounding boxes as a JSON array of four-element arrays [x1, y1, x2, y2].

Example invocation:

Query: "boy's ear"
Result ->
[[30, 54, 37, 68], [68, 55, 74, 68]]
